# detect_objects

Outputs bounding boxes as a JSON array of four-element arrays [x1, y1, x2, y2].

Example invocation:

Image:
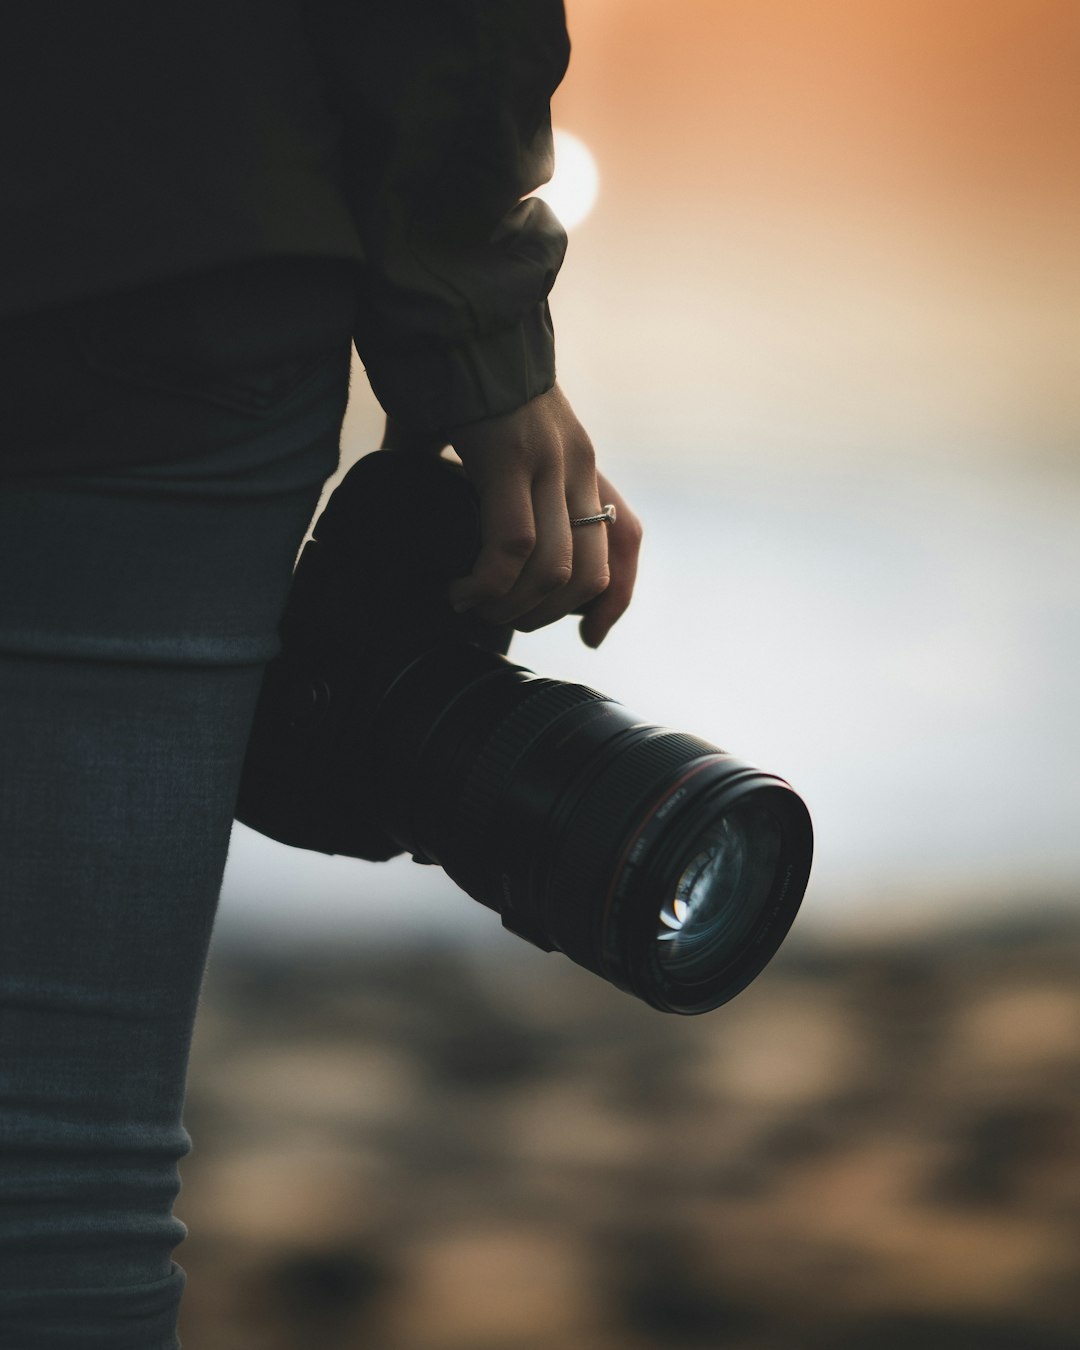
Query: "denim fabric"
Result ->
[[0, 266, 353, 1348]]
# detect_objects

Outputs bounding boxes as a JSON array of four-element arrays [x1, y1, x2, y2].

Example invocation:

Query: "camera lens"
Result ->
[[656, 803, 783, 980], [373, 643, 813, 1015]]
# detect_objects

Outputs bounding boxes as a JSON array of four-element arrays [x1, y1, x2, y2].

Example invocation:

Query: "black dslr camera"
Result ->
[[236, 450, 812, 1014]]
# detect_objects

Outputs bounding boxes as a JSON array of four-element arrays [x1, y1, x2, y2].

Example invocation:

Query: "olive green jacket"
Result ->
[[1, 1, 570, 431]]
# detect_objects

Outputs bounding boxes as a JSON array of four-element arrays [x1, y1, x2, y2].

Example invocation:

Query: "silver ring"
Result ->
[[570, 504, 617, 527]]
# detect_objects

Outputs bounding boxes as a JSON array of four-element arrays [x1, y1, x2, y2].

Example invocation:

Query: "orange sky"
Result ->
[[517, 0, 1077, 470], [555, 0, 1079, 229]]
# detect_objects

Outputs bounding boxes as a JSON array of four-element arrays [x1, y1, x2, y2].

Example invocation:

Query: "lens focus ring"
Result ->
[[544, 727, 724, 971]]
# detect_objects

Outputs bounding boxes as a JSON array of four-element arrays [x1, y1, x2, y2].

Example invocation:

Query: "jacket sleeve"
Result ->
[[304, 0, 571, 432]]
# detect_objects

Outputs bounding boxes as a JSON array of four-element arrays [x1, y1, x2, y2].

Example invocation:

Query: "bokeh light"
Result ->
[[533, 127, 600, 231]]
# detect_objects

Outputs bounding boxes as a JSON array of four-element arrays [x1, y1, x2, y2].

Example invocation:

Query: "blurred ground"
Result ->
[[178, 902, 1080, 1350]]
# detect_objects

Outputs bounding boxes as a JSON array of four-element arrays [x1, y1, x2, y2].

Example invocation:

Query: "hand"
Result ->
[[381, 384, 642, 646]]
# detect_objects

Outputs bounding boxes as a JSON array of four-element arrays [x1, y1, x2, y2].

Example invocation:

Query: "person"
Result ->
[[0, 3, 642, 1346]]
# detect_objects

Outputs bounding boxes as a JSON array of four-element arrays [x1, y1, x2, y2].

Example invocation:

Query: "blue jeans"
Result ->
[[0, 259, 355, 1348]]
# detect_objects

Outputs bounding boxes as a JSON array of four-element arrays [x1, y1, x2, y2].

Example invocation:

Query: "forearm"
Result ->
[[305, 0, 571, 429]]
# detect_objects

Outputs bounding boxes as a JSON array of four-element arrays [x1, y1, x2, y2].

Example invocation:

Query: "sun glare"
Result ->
[[533, 128, 599, 230]]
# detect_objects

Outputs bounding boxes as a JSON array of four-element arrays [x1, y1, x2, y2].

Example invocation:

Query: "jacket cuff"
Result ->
[[358, 299, 557, 434]]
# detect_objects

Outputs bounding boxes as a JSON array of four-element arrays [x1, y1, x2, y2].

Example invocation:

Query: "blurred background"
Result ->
[[180, 2, 1080, 1346]]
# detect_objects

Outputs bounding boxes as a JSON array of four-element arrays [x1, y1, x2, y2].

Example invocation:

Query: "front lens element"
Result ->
[[656, 803, 783, 981]]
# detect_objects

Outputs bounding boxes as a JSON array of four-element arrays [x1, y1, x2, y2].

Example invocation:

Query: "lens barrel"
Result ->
[[372, 643, 812, 1014]]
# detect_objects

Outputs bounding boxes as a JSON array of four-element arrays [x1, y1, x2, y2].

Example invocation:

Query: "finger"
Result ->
[[473, 470, 575, 625], [448, 469, 537, 612], [579, 496, 642, 648], [579, 529, 638, 646], [513, 508, 611, 632]]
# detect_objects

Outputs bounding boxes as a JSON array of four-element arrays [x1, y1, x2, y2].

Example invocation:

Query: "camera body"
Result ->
[[237, 450, 813, 1014], [238, 449, 514, 861]]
